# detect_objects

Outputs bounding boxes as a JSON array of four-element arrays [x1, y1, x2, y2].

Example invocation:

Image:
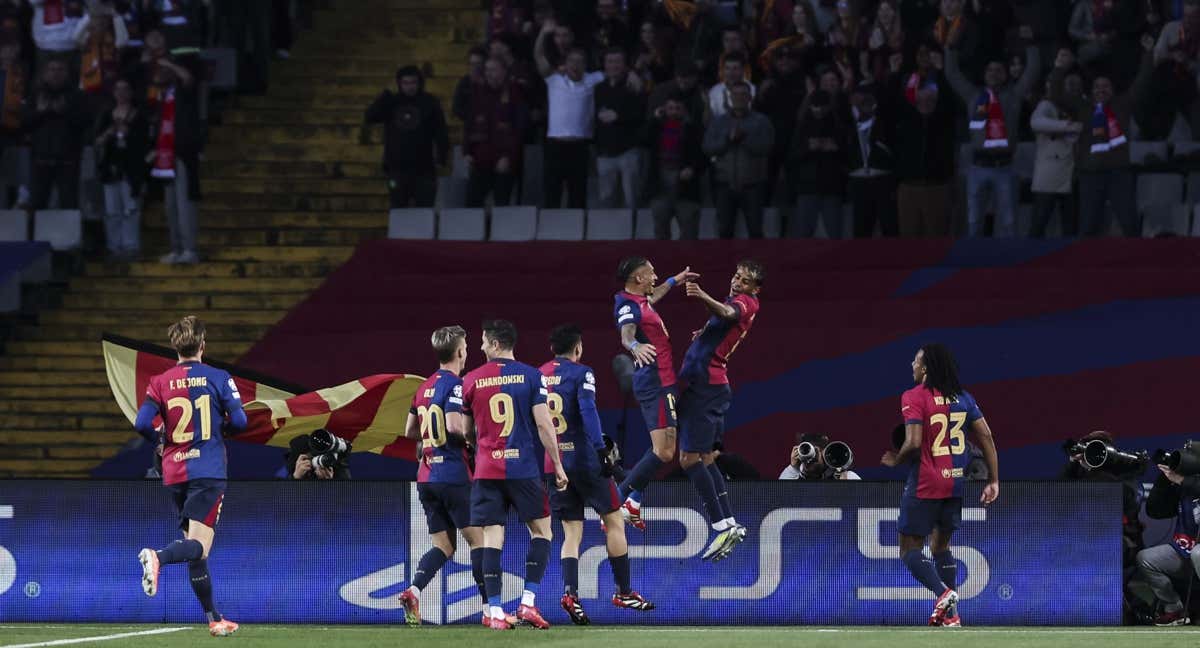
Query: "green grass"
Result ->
[[2, 625, 1200, 648]]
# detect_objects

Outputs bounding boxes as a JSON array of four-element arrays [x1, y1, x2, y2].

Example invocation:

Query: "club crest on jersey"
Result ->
[[941, 468, 964, 479]]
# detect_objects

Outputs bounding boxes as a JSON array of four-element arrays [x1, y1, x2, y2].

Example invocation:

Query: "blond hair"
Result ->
[[168, 316, 206, 358], [431, 325, 466, 364]]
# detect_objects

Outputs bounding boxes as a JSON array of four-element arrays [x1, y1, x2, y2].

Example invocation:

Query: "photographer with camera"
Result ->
[[1135, 441, 1200, 627], [780, 433, 860, 481], [285, 429, 352, 481]]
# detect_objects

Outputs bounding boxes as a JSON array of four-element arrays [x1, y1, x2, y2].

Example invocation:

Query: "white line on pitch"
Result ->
[[0, 626, 190, 648]]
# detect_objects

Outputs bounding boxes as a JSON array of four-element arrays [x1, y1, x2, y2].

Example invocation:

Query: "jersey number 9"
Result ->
[[417, 404, 447, 448], [930, 412, 967, 457], [489, 393, 515, 437], [167, 395, 212, 444]]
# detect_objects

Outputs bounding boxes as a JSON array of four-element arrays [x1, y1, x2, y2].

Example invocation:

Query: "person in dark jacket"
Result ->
[[94, 77, 149, 259], [845, 86, 897, 237], [365, 65, 450, 209], [594, 48, 645, 209], [642, 93, 705, 240], [464, 57, 527, 208], [786, 89, 848, 238], [647, 58, 705, 126], [893, 80, 956, 236], [1137, 456, 1200, 627], [22, 56, 87, 211], [451, 45, 487, 123], [755, 47, 807, 209]]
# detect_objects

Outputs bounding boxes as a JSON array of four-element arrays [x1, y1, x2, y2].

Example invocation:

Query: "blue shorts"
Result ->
[[418, 482, 473, 534], [470, 478, 549, 526], [635, 383, 678, 432], [167, 478, 225, 532], [552, 468, 622, 521], [678, 382, 732, 453], [897, 496, 962, 537]]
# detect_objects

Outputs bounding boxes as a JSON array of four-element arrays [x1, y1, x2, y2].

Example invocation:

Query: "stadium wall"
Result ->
[[0, 481, 1120, 625]]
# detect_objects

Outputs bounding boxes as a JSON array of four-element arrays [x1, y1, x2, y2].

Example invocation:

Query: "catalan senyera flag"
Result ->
[[102, 334, 423, 459]]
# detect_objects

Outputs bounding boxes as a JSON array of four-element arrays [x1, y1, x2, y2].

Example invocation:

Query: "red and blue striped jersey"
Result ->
[[539, 358, 605, 474], [680, 293, 759, 385], [614, 290, 676, 390], [900, 385, 985, 499], [138, 361, 245, 486], [462, 359, 548, 480], [410, 369, 470, 484]]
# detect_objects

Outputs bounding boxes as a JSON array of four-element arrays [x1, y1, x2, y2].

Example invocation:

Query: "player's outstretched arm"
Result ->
[[533, 403, 568, 490], [648, 266, 700, 305], [971, 418, 1000, 505], [685, 281, 738, 320]]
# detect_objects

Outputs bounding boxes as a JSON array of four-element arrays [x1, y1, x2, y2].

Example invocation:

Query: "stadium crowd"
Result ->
[[0, 0, 298, 262], [384, 0, 1200, 239]]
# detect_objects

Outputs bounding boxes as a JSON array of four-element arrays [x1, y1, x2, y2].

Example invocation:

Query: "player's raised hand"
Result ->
[[880, 450, 899, 467], [631, 342, 657, 367], [674, 266, 700, 284], [685, 281, 707, 299], [980, 481, 1000, 506], [554, 465, 569, 491]]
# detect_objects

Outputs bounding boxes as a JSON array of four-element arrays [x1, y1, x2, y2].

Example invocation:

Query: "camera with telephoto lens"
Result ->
[[797, 441, 819, 465], [823, 441, 854, 473], [1062, 437, 1147, 473], [309, 428, 352, 471], [1153, 441, 1200, 476]]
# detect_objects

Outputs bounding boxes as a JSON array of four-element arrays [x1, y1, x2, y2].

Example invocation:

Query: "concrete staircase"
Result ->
[[0, 0, 479, 477]]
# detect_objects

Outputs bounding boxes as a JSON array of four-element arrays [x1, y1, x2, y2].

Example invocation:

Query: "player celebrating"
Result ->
[[613, 256, 697, 529], [882, 343, 1000, 627], [678, 260, 763, 561], [133, 316, 245, 637], [399, 326, 503, 626], [462, 319, 568, 630], [540, 324, 655, 625]]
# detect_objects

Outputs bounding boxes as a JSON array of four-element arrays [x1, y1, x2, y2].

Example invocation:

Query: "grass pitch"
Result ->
[[1, 625, 1199, 648]]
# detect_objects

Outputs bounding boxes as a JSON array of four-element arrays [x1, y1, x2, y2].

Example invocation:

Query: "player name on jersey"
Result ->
[[169, 376, 209, 390], [474, 374, 527, 388]]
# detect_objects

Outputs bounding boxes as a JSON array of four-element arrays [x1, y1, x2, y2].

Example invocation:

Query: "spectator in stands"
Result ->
[[488, 35, 542, 128], [931, 0, 976, 57], [74, 6, 127, 110], [22, 56, 86, 211], [1051, 35, 1154, 237], [364, 66, 450, 209], [452, 45, 488, 123], [717, 25, 751, 84], [222, 0, 271, 93], [0, 36, 25, 209], [945, 27, 1040, 237], [545, 19, 576, 69], [703, 81, 774, 238], [464, 57, 527, 208], [633, 19, 674, 88], [535, 19, 604, 209], [594, 48, 645, 209], [707, 52, 755, 119], [1144, 0, 1200, 140], [787, 89, 847, 238], [674, 0, 723, 85], [860, 0, 904, 86], [1070, 0, 1118, 67], [648, 58, 705, 126], [154, 0, 206, 52], [755, 47, 806, 209], [591, 0, 631, 64], [94, 77, 148, 259], [894, 81, 956, 236], [759, 4, 820, 79], [1030, 52, 1084, 238], [643, 92, 705, 239], [115, 0, 149, 66], [147, 54, 202, 264], [485, 0, 532, 39], [30, 0, 85, 81], [846, 84, 898, 238]]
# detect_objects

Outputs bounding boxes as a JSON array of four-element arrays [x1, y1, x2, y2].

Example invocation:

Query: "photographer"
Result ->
[[285, 430, 351, 481], [779, 433, 860, 481], [1059, 431, 1145, 579], [1135, 451, 1200, 627]]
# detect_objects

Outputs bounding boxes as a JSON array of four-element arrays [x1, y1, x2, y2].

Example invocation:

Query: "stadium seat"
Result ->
[[698, 208, 719, 239], [437, 176, 469, 209], [537, 209, 585, 240], [1130, 141, 1168, 166], [1174, 141, 1200, 160], [1143, 204, 1191, 237], [0, 210, 27, 241], [490, 206, 537, 241], [1136, 174, 1183, 213], [437, 208, 487, 241], [387, 208, 435, 239], [586, 209, 634, 240], [633, 210, 681, 239], [33, 209, 82, 250]]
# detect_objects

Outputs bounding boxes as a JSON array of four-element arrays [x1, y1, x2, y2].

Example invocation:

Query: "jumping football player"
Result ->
[[540, 324, 654, 625], [882, 343, 1000, 627], [613, 256, 697, 530], [399, 326, 504, 626], [134, 316, 245, 637], [678, 260, 763, 561], [462, 319, 568, 630]]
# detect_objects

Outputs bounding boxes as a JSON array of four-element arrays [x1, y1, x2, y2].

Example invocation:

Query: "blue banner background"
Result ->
[[0, 480, 1121, 625]]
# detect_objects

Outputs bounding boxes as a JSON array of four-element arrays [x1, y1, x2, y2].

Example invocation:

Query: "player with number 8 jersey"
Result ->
[[133, 316, 245, 637]]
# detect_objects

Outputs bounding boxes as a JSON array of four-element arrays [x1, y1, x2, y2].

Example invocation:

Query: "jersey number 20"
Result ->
[[930, 412, 967, 457], [417, 405, 447, 448]]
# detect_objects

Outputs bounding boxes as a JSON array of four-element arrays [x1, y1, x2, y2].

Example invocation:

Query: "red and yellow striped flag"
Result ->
[[102, 334, 423, 459]]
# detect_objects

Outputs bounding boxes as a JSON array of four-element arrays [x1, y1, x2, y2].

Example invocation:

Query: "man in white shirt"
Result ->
[[707, 52, 755, 120], [779, 434, 861, 480], [536, 19, 604, 209], [30, 0, 86, 80]]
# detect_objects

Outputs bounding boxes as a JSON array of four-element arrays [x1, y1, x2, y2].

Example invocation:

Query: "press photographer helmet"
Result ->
[[824, 441, 854, 473], [1154, 441, 1200, 476], [310, 428, 352, 471]]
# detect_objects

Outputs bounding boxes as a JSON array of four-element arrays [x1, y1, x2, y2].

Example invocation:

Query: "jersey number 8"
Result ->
[[546, 393, 567, 435], [417, 404, 447, 448], [930, 412, 967, 457]]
